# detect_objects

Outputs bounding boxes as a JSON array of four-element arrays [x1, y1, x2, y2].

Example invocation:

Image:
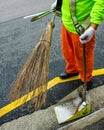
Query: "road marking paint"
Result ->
[[0, 68, 104, 117], [48, 68, 104, 89]]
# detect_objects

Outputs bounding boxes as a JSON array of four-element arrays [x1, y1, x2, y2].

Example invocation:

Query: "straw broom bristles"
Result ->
[[9, 20, 55, 109]]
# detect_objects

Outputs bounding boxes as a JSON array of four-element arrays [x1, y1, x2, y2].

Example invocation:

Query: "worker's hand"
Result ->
[[51, 0, 57, 10], [80, 26, 96, 44]]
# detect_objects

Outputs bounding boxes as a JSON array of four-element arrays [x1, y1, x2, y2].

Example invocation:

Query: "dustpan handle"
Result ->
[[82, 44, 87, 92]]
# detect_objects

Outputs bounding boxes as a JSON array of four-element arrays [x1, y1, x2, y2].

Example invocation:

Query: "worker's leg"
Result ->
[[61, 24, 78, 74], [71, 33, 95, 82]]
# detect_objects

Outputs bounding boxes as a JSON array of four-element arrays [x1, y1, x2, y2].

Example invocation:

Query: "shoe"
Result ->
[[82, 80, 92, 91], [60, 71, 79, 79]]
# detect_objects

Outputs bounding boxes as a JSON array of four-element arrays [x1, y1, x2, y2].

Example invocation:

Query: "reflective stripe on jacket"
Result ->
[[61, 0, 104, 34]]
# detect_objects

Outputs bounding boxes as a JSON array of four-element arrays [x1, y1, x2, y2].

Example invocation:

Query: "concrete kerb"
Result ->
[[0, 85, 104, 130]]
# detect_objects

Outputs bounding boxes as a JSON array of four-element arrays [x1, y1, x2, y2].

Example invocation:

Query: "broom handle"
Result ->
[[49, 12, 56, 29], [51, 12, 56, 23], [82, 44, 87, 92], [24, 9, 55, 21]]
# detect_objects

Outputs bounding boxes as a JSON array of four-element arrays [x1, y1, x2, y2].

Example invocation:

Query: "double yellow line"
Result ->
[[0, 68, 104, 117]]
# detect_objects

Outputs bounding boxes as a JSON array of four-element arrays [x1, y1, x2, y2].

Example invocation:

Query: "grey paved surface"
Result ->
[[0, 0, 53, 23], [81, 118, 104, 130]]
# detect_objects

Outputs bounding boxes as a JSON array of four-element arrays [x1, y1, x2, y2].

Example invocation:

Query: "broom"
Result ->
[[9, 13, 56, 109]]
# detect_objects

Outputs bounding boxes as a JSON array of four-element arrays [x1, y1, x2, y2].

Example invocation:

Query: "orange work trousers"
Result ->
[[61, 24, 95, 82]]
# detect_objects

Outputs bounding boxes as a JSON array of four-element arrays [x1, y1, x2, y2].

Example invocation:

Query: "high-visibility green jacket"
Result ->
[[61, 0, 104, 34]]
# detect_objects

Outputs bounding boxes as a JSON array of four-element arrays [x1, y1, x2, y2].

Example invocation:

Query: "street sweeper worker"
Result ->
[[51, 0, 104, 90]]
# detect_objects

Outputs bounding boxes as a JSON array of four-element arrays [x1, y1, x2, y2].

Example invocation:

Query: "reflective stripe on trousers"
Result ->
[[61, 24, 95, 82]]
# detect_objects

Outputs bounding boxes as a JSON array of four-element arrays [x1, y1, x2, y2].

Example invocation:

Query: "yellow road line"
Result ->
[[0, 68, 104, 117], [48, 68, 104, 89]]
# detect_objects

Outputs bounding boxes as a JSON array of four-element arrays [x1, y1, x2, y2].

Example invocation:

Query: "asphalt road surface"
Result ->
[[0, 0, 53, 23]]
